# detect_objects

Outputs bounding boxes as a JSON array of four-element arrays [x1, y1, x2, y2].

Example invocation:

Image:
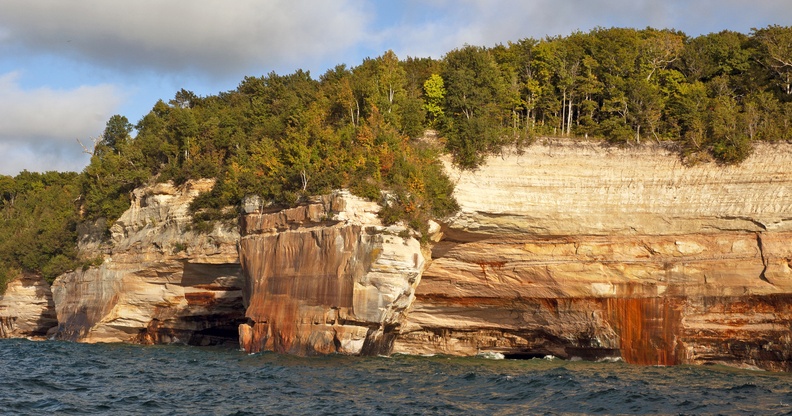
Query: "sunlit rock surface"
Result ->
[[0, 275, 57, 338], [51, 179, 245, 345], [393, 139, 792, 371], [35, 138, 792, 370], [237, 190, 424, 355]]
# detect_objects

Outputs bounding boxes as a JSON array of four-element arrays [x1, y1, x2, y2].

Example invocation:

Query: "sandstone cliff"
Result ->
[[6, 137, 792, 371], [0, 274, 57, 338], [237, 191, 425, 355], [393, 139, 792, 371], [51, 179, 245, 346]]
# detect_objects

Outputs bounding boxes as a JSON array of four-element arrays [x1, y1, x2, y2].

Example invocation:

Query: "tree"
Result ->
[[666, 80, 709, 151], [709, 95, 752, 163], [441, 45, 510, 168], [626, 77, 664, 143], [375, 50, 407, 117], [753, 25, 792, 96], [321, 64, 358, 127], [640, 29, 684, 81], [423, 74, 446, 126], [102, 115, 133, 153], [538, 34, 585, 136], [443, 45, 507, 120], [681, 31, 750, 82], [0, 175, 18, 215], [170, 88, 198, 108]]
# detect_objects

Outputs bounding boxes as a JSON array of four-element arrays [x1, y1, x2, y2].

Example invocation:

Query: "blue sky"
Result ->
[[0, 0, 790, 175]]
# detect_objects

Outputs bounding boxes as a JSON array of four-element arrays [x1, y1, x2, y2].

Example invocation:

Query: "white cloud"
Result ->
[[0, 0, 789, 176], [0, 0, 371, 78], [0, 141, 90, 176], [2, 0, 787, 77], [384, 0, 792, 61], [0, 72, 122, 174]]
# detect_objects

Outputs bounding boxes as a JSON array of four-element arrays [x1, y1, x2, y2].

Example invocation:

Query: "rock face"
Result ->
[[393, 140, 792, 371], [51, 179, 245, 346], [0, 275, 57, 338], [237, 191, 424, 355], [14, 137, 792, 371]]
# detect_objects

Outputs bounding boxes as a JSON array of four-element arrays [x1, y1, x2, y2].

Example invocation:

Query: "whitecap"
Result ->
[[477, 352, 505, 360]]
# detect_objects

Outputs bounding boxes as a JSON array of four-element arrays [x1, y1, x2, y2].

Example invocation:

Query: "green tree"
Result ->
[[170, 88, 198, 108], [667, 80, 710, 152], [423, 74, 446, 126], [102, 114, 133, 153], [709, 95, 752, 163], [375, 50, 407, 118], [681, 31, 749, 81], [321, 64, 358, 127], [441, 45, 510, 168], [626, 77, 664, 143]]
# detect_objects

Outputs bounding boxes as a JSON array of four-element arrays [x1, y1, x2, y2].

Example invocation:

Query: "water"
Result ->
[[1, 339, 791, 415]]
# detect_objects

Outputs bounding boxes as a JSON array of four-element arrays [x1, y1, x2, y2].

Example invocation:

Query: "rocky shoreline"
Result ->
[[3, 139, 792, 371]]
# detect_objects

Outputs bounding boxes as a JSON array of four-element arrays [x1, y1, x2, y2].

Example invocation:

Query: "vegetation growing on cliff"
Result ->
[[80, 26, 792, 226], [74, 24, 792, 261], [0, 172, 82, 291], [1, 25, 790, 293], [81, 57, 459, 233]]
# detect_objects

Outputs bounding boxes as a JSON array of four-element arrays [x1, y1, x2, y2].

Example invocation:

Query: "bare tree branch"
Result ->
[[77, 136, 103, 156]]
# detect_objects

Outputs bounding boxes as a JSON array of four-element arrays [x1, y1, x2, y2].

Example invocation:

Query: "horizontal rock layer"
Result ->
[[395, 140, 792, 371], [443, 140, 792, 238]]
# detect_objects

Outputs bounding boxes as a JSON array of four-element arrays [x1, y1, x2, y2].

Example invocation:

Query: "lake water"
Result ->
[[1, 338, 791, 415]]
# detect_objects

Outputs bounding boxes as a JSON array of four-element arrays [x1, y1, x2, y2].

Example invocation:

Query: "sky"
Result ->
[[0, 0, 790, 175]]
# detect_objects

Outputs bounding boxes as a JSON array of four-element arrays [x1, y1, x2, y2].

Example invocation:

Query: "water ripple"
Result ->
[[2, 339, 792, 415]]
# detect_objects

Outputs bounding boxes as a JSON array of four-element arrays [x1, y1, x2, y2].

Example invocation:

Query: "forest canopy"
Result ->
[[1, 25, 791, 292]]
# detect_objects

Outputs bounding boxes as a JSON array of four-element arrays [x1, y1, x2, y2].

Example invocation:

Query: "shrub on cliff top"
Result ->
[[79, 61, 458, 232]]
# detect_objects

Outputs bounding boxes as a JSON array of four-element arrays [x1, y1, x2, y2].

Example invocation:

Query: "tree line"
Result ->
[[441, 25, 792, 166], [1, 25, 790, 291]]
